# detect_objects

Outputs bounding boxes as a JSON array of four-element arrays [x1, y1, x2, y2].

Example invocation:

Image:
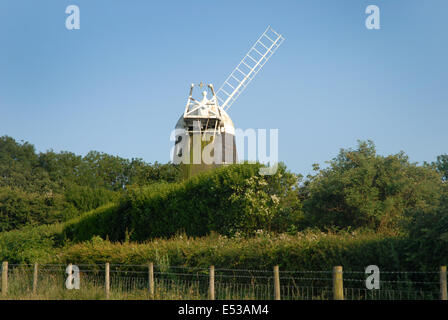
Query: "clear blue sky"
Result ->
[[1, 0, 447, 175]]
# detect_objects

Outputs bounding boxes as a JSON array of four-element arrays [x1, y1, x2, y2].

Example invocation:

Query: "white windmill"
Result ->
[[173, 26, 285, 178]]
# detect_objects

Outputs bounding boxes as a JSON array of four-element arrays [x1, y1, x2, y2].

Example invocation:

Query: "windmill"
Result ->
[[173, 26, 285, 179]]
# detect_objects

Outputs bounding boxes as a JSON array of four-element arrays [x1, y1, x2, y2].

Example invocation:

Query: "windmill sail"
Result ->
[[216, 26, 285, 111]]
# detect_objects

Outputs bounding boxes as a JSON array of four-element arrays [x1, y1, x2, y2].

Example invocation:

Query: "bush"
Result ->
[[64, 185, 119, 218], [0, 185, 119, 232], [0, 187, 68, 232], [403, 186, 448, 269], [55, 231, 411, 272], [0, 223, 65, 264], [63, 163, 302, 241]]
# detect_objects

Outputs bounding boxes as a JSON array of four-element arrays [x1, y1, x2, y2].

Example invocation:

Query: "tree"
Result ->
[[433, 154, 448, 182], [302, 140, 443, 233], [0, 186, 68, 232], [0, 136, 54, 193], [0, 135, 182, 231], [404, 187, 448, 267]]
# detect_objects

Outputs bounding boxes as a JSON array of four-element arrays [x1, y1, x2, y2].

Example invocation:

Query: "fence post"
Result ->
[[333, 266, 344, 300], [1, 261, 7, 297], [33, 263, 39, 294], [274, 265, 280, 300], [209, 265, 215, 300], [440, 266, 447, 301], [148, 262, 154, 299], [105, 262, 110, 299]]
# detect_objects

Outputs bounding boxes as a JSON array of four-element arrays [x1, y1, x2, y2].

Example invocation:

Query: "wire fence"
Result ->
[[0, 263, 446, 300]]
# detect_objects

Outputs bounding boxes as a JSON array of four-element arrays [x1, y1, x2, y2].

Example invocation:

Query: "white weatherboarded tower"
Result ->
[[173, 26, 285, 179]]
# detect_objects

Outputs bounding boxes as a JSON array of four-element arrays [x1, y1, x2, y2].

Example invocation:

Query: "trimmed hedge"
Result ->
[[54, 231, 432, 272], [62, 164, 301, 241]]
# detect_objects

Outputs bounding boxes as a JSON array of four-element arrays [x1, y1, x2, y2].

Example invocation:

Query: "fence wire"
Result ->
[[0, 264, 443, 300]]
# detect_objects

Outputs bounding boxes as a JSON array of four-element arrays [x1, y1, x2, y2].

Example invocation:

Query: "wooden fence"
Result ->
[[1, 261, 446, 300]]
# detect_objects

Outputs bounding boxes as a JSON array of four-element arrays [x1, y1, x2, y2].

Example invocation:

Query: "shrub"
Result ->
[[0, 223, 65, 264], [64, 185, 119, 218], [403, 186, 448, 269], [0, 186, 68, 232], [63, 163, 302, 241], [55, 231, 412, 272]]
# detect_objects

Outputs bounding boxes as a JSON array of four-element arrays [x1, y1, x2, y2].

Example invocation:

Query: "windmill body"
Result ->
[[174, 84, 237, 178]]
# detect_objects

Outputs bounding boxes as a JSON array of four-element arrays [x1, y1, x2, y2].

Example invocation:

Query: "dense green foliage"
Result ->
[[0, 136, 181, 231], [0, 136, 447, 273], [63, 163, 301, 241], [301, 141, 443, 233], [433, 154, 448, 181], [403, 188, 448, 269], [0, 222, 65, 263], [57, 231, 408, 270], [2, 219, 447, 271]]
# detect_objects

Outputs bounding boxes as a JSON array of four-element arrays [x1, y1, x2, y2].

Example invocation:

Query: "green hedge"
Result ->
[[0, 223, 65, 263], [0, 203, 120, 264], [62, 163, 301, 241], [54, 231, 430, 272]]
